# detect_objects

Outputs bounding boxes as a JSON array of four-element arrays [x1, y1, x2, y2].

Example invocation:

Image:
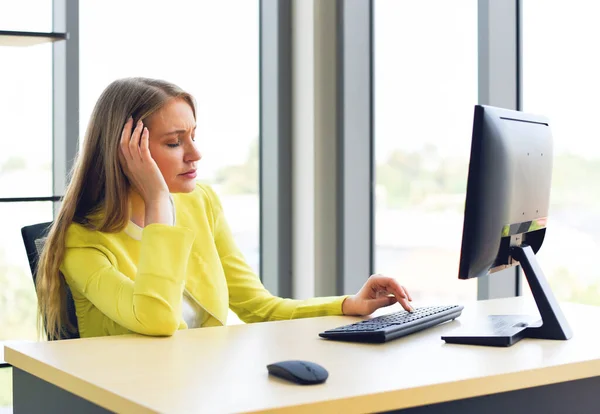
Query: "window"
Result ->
[[1, 1, 56, 405], [0, 32, 54, 345], [0, 203, 53, 340], [0, 45, 53, 199], [79, 0, 260, 273], [522, 0, 600, 305], [374, 0, 478, 304], [0, 0, 52, 32]]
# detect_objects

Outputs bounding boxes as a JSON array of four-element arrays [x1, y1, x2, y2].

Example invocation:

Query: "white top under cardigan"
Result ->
[[124, 196, 208, 329]]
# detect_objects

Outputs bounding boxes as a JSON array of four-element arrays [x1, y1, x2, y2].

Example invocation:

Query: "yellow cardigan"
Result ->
[[61, 183, 348, 338]]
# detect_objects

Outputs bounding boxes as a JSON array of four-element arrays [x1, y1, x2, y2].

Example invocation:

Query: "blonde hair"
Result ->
[[36, 77, 196, 340]]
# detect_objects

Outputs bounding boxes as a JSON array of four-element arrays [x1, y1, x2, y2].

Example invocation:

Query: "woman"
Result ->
[[36, 77, 413, 340]]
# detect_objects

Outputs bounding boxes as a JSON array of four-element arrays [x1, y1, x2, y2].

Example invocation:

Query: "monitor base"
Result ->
[[442, 244, 572, 347], [442, 315, 541, 347]]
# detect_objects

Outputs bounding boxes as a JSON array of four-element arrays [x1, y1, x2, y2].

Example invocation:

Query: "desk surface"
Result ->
[[5, 297, 600, 414]]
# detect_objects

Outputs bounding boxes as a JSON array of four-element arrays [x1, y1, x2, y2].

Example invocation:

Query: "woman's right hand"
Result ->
[[119, 117, 170, 204]]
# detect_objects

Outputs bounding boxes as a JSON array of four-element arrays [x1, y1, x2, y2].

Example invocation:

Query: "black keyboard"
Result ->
[[319, 305, 464, 343]]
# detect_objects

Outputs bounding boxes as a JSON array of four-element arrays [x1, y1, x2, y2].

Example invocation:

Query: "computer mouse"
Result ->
[[266, 360, 329, 385]]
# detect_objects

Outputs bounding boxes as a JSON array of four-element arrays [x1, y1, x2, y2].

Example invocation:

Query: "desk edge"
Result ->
[[241, 360, 600, 414], [4, 346, 156, 414]]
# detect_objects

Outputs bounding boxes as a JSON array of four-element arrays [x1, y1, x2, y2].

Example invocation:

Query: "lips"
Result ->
[[180, 169, 197, 179]]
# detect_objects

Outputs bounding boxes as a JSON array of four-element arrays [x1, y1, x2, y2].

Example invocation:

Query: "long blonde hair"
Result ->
[[36, 77, 196, 340]]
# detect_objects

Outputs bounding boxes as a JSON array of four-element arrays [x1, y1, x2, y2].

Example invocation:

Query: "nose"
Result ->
[[184, 141, 202, 163]]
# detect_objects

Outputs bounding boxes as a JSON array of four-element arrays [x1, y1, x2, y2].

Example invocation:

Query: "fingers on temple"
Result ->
[[129, 121, 143, 160], [140, 127, 150, 161], [120, 117, 133, 159]]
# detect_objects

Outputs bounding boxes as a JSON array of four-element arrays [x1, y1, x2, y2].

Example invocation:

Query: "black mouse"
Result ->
[[266, 360, 329, 385]]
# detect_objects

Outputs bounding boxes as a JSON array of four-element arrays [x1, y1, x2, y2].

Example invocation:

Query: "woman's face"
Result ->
[[144, 98, 201, 193]]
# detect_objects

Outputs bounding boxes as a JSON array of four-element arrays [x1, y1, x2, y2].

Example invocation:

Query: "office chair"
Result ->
[[21, 222, 80, 340]]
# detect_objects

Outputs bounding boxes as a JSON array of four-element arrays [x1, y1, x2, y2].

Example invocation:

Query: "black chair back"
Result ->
[[21, 222, 80, 340]]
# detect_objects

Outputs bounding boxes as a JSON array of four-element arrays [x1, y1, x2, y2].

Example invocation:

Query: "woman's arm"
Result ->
[[203, 186, 349, 323], [61, 224, 195, 336]]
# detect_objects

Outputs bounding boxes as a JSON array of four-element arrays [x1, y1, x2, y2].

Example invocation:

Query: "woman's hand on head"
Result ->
[[341, 274, 414, 316], [119, 117, 170, 203]]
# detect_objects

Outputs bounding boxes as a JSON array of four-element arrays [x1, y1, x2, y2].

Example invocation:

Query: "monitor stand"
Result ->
[[441, 244, 573, 347]]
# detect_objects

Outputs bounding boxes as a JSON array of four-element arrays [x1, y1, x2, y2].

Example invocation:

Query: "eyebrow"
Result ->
[[162, 126, 197, 137]]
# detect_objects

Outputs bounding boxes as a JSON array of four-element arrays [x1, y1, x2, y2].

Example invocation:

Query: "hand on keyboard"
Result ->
[[342, 274, 414, 316]]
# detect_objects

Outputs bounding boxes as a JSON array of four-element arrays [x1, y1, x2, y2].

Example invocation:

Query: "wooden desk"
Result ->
[[0, 343, 8, 368], [0, 341, 19, 368], [5, 297, 600, 414]]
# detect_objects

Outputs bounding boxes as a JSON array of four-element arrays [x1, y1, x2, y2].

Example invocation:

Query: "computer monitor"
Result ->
[[441, 105, 573, 347]]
